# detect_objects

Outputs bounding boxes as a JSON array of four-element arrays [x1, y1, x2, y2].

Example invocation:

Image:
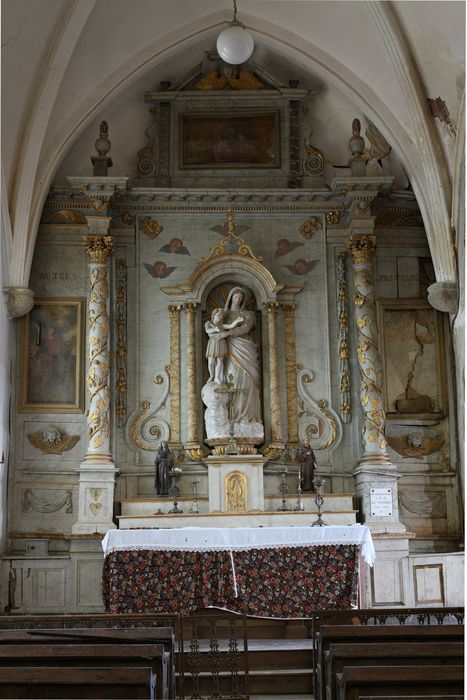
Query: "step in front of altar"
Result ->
[[117, 493, 357, 529]]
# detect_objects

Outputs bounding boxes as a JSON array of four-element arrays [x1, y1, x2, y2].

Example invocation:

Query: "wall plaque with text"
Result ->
[[370, 487, 393, 517]]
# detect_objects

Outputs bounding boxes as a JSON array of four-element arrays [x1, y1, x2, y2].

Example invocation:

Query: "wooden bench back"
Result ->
[[0, 666, 156, 699], [325, 642, 463, 700], [336, 664, 464, 700], [316, 624, 464, 700]]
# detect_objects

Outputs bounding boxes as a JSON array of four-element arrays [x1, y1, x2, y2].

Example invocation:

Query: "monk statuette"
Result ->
[[202, 286, 264, 443], [154, 441, 174, 495]]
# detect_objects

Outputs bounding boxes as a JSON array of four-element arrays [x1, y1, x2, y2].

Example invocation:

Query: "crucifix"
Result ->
[[214, 373, 247, 455]]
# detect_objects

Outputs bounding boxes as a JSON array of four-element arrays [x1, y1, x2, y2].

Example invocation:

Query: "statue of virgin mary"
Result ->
[[202, 285, 264, 443], [222, 286, 263, 438]]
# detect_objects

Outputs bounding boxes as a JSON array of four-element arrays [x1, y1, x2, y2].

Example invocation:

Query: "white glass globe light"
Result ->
[[216, 24, 254, 65]]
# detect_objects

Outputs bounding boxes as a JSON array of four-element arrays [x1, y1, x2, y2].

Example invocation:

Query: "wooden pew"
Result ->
[[325, 641, 464, 700], [0, 666, 156, 699], [0, 628, 174, 700], [316, 624, 464, 700], [0, 643, 168, 700], [336, 664, 464, 699]]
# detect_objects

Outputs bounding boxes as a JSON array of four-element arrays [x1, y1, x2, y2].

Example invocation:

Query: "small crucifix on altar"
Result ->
[[214, 373, 247, 455]]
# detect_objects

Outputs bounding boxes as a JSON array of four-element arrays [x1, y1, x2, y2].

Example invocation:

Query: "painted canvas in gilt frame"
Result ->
[[180, 111, 280, 169], [378, 299, 446, 419], [20, 298, 85, 413]]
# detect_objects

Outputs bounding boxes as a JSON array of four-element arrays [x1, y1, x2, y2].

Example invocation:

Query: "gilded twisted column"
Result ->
[[265, 302, 283, 447], [168, 304, 182, 448], [337, 252, 351, 423], [347, 235, 389, 463], [83, 233, 114, 463], [282, 303, 299, 446], [184, 302, 201, 459]]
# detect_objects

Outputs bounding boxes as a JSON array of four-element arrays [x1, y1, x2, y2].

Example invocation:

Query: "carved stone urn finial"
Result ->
[[95, 121, 111, 157], [349, 118, 365, 157], [348, 117, 367, 175], [91, 120, 113, 176]]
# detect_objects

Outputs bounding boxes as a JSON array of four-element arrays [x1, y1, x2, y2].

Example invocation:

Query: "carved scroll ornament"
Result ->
[[126, 369, 170, 452], [297, 369, 342, 451]]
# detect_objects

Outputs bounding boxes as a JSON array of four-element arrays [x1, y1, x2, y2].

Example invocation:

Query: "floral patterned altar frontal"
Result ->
[[101, 526, 374, 617]]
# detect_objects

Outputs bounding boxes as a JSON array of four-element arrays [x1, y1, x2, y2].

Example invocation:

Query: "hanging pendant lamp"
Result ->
[[216, 0, 254, 65]]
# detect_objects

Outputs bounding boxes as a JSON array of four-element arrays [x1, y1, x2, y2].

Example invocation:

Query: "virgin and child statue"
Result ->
[[202, 286, 264, 443]]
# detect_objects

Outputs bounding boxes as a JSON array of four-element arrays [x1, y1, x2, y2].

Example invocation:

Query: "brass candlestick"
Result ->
[[190, 478, 200, 515], [294, 468, 305, 511], [312, 472, 326, 526], [167, 470, 183, 514], [277, 466, 291, 512]]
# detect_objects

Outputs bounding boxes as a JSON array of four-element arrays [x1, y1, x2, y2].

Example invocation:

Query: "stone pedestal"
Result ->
[[72, 465, 119, 535], [206, 455, 267, 513], [354, 467, 407, 534]]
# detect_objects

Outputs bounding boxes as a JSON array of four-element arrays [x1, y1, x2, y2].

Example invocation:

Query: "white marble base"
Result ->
[[117, 510, 357, 529], [72, 463, 118, 535], [206, 454, 266, 512], [119, 492, 356, 517]]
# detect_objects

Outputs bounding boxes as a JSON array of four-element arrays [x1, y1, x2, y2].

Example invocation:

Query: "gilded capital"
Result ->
[[347, 235, 376, 264], [84, 235, 114, 263], [281, 303, 296, 317], [184, 302, 198, 314], [168, 304, 182, 320], [265, 301, 280, 315]]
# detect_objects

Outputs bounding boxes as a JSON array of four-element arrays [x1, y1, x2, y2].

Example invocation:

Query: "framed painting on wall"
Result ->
[[378, 299, 446, 419], [180, 111, 280, 169], [20, 298, 85, 413]]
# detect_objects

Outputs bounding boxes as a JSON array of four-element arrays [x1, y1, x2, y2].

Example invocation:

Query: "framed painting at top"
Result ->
[[20, 298, 85, 413], [180, 111, 280, 169], [377, 299, 446, 419]]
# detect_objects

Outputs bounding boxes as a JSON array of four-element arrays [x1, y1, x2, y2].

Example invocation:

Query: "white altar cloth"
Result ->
[[102, 525, 375, 565]]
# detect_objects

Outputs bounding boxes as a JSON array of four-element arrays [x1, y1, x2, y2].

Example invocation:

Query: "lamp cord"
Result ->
[[233, 0, 238, 22]]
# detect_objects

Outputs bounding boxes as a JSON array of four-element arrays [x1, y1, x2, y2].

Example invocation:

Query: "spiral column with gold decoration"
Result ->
[[72, 215, 119, 534], [347, 228, 406, 535], [347, 234, 389, 463], [83, 227, 114, 464]]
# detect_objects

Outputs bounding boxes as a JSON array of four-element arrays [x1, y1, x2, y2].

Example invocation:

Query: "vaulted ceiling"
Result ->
[[2, 0, 464, 289]]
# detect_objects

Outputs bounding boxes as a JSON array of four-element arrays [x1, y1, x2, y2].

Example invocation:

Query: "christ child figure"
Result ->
[[205, 308, 243, 384]]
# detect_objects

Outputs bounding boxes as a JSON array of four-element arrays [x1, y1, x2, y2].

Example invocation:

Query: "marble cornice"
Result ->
[[144, 89, 313, 103], [42, 180, 423, 222]]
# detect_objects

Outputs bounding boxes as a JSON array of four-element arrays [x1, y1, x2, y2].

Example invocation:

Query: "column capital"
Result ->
[[265, 300, 280, 314], [184, 301, 198, 313], [168, 304, 182, 319], [347, 234, 376, 264], [281, 302, 296, 314], [84, 235, 113, 263]]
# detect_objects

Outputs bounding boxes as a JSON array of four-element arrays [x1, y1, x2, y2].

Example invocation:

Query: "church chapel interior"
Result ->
[[0, 0, 465, 698]]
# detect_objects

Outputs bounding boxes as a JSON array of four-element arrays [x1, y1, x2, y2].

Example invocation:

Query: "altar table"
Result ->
[[102, 526, 374, 618]]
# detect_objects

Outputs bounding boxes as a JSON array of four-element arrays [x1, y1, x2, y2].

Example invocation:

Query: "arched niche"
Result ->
[[161, 223, 302, 458]]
